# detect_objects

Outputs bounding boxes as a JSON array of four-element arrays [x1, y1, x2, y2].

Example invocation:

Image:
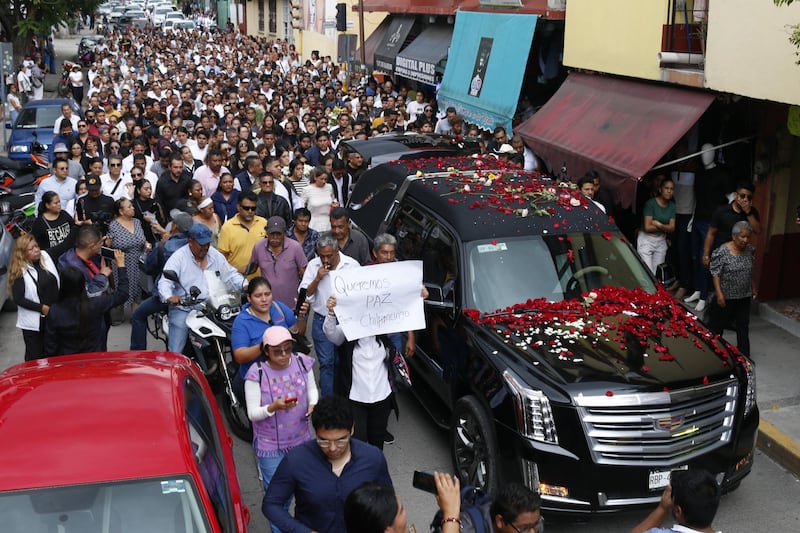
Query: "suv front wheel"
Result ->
[[451, 395, 499, 495]]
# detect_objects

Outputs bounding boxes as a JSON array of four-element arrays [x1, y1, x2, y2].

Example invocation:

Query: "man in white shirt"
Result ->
[[101, 154, 133, 201], [299, 233, 360, 397], [122, 140, 154, 174], [52, 102, 80, 135], [405, 90, 427, 125]]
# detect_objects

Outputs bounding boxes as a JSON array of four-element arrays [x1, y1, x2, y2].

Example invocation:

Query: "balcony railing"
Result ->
[[661, 0, 708, 66]]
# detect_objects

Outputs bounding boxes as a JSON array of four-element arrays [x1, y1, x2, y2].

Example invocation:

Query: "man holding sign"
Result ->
[[299, 233, 361, 397], [323, 234, 427, 448]]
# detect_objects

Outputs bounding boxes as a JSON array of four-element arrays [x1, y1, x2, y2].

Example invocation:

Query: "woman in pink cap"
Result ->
[[245, 325, 317, 532]]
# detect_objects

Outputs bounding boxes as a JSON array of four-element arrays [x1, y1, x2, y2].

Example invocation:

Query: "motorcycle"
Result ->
[[0, 199, 36, 238], [153, 269, 253, 442], [58, 60, 80, 98], [0, 132, 50, 190]]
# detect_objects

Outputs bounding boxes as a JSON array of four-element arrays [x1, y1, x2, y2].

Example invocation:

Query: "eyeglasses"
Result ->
[[261, 181, 274, 186], [109, 163, 122, 167], [316, 435, 350, 448], [504, 516, 543, 533], [268, 344, 293, 356], [738, 193, 753, 200], [240, 205, 257, 211]]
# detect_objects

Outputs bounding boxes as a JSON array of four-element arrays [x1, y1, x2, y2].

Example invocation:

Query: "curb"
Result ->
[[757, 419, 800, 478], [757, 302, 800, 339]]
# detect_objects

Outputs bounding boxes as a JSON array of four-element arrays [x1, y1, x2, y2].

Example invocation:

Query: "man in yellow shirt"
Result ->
[[217, 191, 267, 276]]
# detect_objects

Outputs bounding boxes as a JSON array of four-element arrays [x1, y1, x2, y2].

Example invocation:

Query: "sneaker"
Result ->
[[684, 291, 701, 304], [384, 430, 395, 445], [695, 299, 708, 312]]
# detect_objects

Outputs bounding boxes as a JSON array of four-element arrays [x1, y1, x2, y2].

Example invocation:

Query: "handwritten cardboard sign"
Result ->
[[330, 261, 425, 340]]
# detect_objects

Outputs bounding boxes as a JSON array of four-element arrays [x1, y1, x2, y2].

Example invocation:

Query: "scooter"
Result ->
[[156, 269, 253, 442]]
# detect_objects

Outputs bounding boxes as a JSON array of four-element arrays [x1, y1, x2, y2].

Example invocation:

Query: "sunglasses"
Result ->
[[78, 124, 88, 128], [131, 172, 143, 177], [738, 193, 753, 200], [261, 181, 274, 186], [109, 163, 122, 167], [240, 205, 257, 211]]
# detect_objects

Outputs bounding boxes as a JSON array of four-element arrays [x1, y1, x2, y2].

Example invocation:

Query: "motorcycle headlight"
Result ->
[[503, 369, 559, 444], [216, 305, 240, 322], [9, 145, 29, 153], [743, 359, 756, 417]]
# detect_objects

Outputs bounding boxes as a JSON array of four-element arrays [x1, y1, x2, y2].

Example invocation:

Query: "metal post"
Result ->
[[359, 0, 366, 66]]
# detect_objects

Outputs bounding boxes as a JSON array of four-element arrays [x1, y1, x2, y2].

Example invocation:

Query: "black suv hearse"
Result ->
[[347, 157, 758, 513]]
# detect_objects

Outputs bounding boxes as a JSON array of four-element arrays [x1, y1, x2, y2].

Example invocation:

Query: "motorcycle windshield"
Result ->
[[203, 270, 240, 309]]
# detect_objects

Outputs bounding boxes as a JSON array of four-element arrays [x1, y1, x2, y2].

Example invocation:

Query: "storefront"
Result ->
[[372, 15, 417, 75], [517, 72, 715, 209], [394, 25, 452, 85], [437, 11, 539, 132]]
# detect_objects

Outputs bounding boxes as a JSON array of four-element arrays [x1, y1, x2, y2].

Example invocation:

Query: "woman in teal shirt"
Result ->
[[637, 176, 676, 275]]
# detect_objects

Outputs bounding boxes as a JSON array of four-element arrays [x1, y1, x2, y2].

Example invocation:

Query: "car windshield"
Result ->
[[465, 232, 655, 313], [15, 106, 63, 129], [0, 477, 211, 533]]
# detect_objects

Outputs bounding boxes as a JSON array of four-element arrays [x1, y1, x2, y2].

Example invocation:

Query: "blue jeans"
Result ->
[[130, 294, 166, 350], [257, 453, 289, 533], [312, 313, 337, 397], [168, 306, 190, 354]]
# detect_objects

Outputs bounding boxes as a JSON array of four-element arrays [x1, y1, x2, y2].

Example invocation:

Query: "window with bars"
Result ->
[[258, 0, 265, 33], [269, 0, 277, 34]]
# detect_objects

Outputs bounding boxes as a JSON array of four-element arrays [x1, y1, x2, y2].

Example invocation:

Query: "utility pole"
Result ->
[[359, 0, 366, 65]]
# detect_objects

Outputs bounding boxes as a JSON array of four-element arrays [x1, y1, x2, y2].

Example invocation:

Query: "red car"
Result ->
[[0, 351, 250, 532]]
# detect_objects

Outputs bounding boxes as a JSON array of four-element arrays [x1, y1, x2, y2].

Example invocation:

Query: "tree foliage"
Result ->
[[775, 0, 800, 64], [1, 0, 103, 60]]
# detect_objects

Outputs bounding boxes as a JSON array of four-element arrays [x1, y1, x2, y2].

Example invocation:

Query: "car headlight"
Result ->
[[503, 368, 559, 444], [9, 145, 29, 153], [743, 359, 756, 416]]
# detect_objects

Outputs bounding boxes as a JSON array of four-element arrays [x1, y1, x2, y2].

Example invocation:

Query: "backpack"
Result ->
[[430, 485, 489, 533]]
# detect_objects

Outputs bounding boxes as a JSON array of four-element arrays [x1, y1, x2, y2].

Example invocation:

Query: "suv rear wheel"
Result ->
[[451, 396, 499, 495]]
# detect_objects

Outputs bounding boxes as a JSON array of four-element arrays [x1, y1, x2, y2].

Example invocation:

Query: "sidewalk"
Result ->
[[753, 298, 800, 478]]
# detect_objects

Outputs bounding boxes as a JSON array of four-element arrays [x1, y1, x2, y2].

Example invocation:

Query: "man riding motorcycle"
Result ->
[[157, 223, 245, 362]]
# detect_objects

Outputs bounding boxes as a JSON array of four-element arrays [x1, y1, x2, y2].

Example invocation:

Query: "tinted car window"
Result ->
[[184, 379, 233, 533]]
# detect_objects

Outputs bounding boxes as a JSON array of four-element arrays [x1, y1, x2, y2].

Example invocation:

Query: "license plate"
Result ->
[[648, 466, 687, 491]]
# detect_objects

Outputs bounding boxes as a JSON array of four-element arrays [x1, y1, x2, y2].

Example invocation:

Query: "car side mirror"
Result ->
[[423, 283, 454, 309]]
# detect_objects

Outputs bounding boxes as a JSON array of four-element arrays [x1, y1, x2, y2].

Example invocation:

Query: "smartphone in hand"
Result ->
[[412, 470, 437, 494]]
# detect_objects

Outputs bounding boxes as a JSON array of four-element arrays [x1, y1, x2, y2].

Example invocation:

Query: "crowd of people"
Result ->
[[3, 19, 749, 533]]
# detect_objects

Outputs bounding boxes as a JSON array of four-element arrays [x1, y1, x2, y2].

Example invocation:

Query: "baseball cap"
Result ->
[[53, 143, 68, 154], [187, 223, 213, 245], [170, 211, 194, 233], [267, 216, 286, 234], [86, 175, 102, 191], [262, 325, 293, 347]]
